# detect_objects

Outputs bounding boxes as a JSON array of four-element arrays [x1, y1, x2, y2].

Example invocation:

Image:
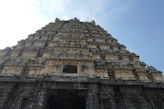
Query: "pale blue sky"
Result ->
[[0, 0, 163, 73]]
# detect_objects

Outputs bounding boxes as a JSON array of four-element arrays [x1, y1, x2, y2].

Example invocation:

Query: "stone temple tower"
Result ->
[[0, 18, 164, 109]]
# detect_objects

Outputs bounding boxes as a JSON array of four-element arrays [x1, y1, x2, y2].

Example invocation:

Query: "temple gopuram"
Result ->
[[0, 18, 164, 109]]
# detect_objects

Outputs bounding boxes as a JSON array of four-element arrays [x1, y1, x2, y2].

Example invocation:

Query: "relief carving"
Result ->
[[151, 72, 164, 83], [114, 69, 136, 80], [23, 51, 38, 58], [137, 72, 150, 82], [95, 68, 108, 78], [1, 65, 24, 76]]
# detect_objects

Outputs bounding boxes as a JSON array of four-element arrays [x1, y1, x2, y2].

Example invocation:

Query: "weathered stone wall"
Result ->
[[0, 81, 164, 109]]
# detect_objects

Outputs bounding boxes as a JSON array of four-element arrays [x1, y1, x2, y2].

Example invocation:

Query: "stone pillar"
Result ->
[[92, 90, 99, 109], [33, 88, 47, 109], [87, 87, 99, 109], [87, 93, 93, 109], [16, 97, 33, 109], [99, 86, 117, 109]]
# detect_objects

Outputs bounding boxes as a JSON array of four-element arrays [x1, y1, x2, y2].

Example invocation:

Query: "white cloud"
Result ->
[[0, 0, 134, 49], [34, 0, 134, 24], [0, 0, 45, 49]]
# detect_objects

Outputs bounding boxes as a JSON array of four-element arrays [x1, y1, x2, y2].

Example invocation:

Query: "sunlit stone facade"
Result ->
[[0, 18, 164, 109]]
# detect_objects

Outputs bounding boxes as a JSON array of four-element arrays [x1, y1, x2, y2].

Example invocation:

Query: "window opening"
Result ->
[[63, 65, 77, 73]]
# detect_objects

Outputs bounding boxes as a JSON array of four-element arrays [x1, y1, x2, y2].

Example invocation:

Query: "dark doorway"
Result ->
[[46, 90, 86, 109]]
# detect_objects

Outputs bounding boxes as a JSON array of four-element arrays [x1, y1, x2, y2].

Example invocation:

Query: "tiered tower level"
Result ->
[[0, 18, 164, 109]]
